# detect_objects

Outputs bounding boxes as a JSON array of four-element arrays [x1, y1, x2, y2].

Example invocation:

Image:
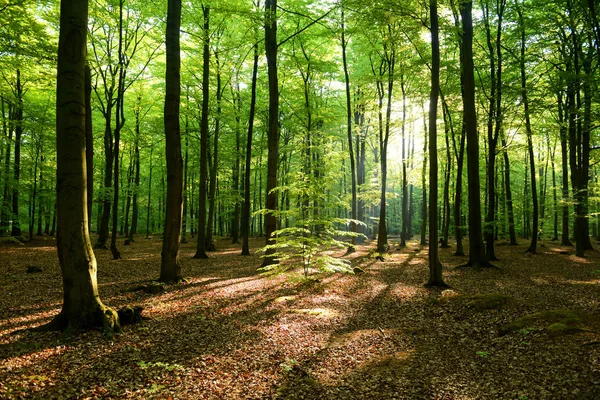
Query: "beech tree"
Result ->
[[46, 0, 119, 333], [160, 0, 184, 283]]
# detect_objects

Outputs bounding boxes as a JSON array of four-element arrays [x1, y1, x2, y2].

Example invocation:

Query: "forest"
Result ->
[[1, 0, 600, 398]]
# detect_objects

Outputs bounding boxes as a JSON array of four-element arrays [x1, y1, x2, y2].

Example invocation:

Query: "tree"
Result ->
[[459, 0, 494, 269], [45, 0, 119, 334], [426, 0, 447, 288], [261, 0, 279, 268], [193, 4, 210, 260], [160, 0, 184, 283], [341, 3, 358, 254]]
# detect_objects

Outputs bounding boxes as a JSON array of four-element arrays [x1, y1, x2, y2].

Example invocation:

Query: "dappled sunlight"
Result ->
[[1, 237, 599, 398]]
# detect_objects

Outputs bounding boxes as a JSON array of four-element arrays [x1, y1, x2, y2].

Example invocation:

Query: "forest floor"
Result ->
[[0, 235, 599, 399]]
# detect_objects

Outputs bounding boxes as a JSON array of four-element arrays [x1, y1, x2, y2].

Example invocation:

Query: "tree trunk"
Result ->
[[241, 42, 258, 256], [0, 97, 11, 236], [460, 0, 494, 269], [420, 109, 427, 246], [426, 0, 447, 288], [46, 0, 119, 334], [341, 5, 357, 253], [261, 0, 279, 267], [109, 0, 125, 260], [377, 37, 394, 253], [11, 69, 23, 237], [193, 5, 210, 259], [502, 137, 517, 245], [205, 50, 222, 252], [231, 82, 241, 244], [160, 0, 183, 282], [85, 65, 93, 233], [518, 6, 538, 254]]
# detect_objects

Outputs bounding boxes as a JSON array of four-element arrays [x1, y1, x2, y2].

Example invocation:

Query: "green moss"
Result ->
[[500, 309, 586, 336], [466, 293, 513, 310]]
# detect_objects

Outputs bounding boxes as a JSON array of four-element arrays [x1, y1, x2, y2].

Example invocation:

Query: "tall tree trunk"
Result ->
[[160, 0, 183, 282], [502, 137, 517, 245], [460, 0, 494, 268], [181, 110, 188, 243], [400, 77, 408, 247], [426, 0, 447, 288], [440, 99, 451, 249], [11, 69, 23, 237], [377, 36, 395, 253], [518, 6, 538, 254], [46, 0, 119, 334], [193, 5, 210, 259], [129, 128, 140, 242], [205, 50, 222, 252], [0, 97, 11, 236], [145, 140, 154, 239], [341, 5, 357, 253], [231, 82, 241, 244], [241, 42, 258, 256], [110, 0, 125, 260], [420, 109, 427, 246], [261, 0, 279, 267], [85, 65, 93, 233]]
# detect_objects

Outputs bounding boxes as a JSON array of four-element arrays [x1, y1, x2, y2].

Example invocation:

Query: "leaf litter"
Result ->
[[0, 236, 599, 399]]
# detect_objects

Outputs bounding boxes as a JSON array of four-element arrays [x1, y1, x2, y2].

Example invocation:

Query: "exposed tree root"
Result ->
[[31, 305, 121, 338], [456, 260, 500, 270]]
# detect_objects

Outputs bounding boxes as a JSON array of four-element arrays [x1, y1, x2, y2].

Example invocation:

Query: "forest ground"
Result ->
[[0, 235, 599, 399]]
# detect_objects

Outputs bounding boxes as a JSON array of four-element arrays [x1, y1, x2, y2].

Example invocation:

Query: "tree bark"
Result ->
[[341, 5, 357, 253], [160, 0, 183, 283], [85, 65, 93, 233], [241, 42, 258, 256], [426, 0, 447, 288], [518, 6, 538, 254], [193, 5, 210, 259], [46, 0, 119, 334], [261, 0, 279, 267], [460, 0, 494, 269], [11, 69, 23, 237]]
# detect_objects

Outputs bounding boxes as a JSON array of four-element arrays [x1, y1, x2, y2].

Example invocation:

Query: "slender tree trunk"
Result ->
[[400, 77, 408, 247], [94, 107, 113, 248], [11, 69, 23, 237], [502, 137, 517, 245], [377, 38, 394, 253], [194, 5, 210, 259], [109, 0, 125, 260], [518, 6, 538, 254], [341, 4, 357, 252], [160, 0, 183, 282], [261, 0, 279, 267], [460, 0, 494, 269], [129, 131, 140, 242], [85, 65, 94, 233], [181, 110, 188, 243], [426, 0, 447, 288], [241, 42, 258, 256], [205, 51, 222, 252], [231, 82, 241, 244], [145, 140, 154, 239], [0, 97, 11, 236], [420, 109, 427, 246]]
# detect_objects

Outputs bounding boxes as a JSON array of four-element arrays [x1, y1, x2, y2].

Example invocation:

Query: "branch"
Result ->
[[277, 6, 337, 48]]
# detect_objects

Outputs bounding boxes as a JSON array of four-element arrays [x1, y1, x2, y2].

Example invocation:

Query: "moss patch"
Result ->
[[500, 309, 588, 336], [465, 293, 513, 310]]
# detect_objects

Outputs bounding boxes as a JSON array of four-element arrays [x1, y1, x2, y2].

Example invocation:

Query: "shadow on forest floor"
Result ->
[[0, 236, 599, 399]]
